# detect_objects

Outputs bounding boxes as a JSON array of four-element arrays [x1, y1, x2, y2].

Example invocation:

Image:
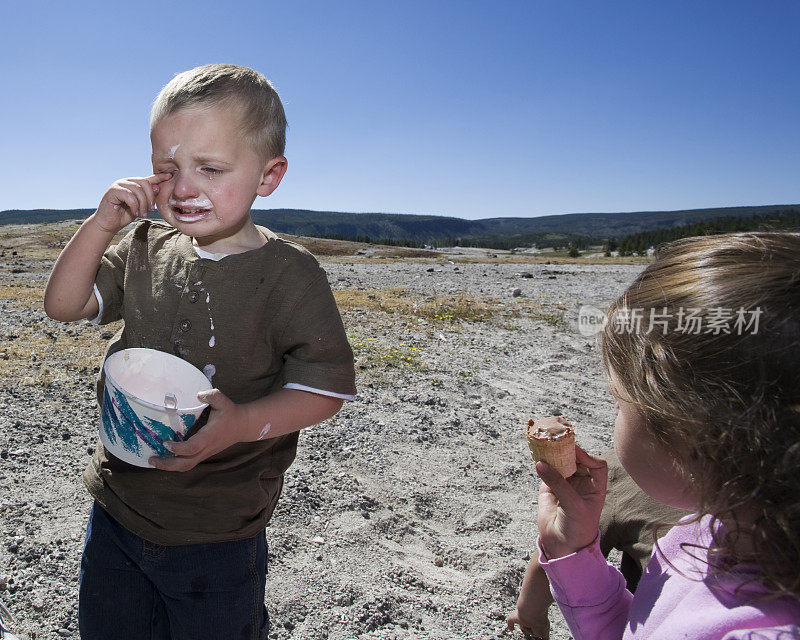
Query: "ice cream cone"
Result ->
[[525, 416, 577, 477]]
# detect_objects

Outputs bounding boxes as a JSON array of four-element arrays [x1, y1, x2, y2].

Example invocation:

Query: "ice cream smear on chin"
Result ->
[[168, 197, 213, 221]]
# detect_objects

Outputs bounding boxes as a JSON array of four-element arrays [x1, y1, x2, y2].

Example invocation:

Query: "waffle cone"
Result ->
[[525, 419, 577, 477]]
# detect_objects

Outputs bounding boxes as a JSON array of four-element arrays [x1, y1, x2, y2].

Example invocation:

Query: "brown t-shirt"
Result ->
[[83, 220, 356, 544]]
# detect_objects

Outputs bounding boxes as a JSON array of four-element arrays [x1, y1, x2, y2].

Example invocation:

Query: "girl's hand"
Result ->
[[536, 445, 607, 560], [93, 173, 172, 233]]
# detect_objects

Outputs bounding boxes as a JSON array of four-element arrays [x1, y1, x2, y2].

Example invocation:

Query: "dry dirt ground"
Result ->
[[0, 222, 648, 639]]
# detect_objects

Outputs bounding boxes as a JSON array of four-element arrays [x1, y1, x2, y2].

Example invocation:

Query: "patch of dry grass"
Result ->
[[349, 334, 428, 372], [334, 288, 500, 323], [275, 234, 372, 257], [334, 287, 569, 330], [0, 324, 117, 386], [0, 284, 44, 305], [0, 281, 119, 386], [0, 223, 87, 261]]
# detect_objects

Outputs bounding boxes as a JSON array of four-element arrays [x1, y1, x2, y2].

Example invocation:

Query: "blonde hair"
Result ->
[[601, 232, 800, 599], [150, 63, 287, 160]]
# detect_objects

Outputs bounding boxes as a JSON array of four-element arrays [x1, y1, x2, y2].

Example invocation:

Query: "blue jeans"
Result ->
[[78, 503, 269, 640]]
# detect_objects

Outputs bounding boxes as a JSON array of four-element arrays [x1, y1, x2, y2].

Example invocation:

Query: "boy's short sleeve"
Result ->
[[278, 272, 356, 397], [93, 228, 134, 325]]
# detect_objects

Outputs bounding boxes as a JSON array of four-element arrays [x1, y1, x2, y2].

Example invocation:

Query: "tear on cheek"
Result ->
[[258, 423, 272, 440]]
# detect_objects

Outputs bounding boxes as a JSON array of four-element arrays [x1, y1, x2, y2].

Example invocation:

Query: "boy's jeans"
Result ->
[[79, 502, 269, 640]]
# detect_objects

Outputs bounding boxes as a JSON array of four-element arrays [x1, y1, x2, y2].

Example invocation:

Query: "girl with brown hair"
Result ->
[[535, 233, 800, 639]]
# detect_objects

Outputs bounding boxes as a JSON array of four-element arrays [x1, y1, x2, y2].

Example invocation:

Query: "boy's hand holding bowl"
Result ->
[[149, 388, 249, 472]]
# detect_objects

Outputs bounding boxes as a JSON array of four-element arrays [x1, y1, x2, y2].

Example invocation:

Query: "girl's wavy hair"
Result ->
[[150, 63, 287, 161], [601, 232, 800, 600]]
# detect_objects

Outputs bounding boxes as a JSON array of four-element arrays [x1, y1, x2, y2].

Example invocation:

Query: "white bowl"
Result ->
[[99, 348, 213, 467]]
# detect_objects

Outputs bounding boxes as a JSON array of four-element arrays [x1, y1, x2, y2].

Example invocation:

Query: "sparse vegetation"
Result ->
[[0, 322, 116, 386], [0, 284, 44, 305], [0, 281, 120, 386], [334, 287, 569, 329], [334, 288, 499, 324]]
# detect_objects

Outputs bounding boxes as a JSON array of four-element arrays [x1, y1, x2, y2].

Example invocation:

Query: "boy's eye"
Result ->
[[202, 167, 223, 175]]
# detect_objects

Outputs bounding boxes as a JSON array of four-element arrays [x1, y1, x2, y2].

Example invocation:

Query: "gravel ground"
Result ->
[[0, 229, 645, 639]]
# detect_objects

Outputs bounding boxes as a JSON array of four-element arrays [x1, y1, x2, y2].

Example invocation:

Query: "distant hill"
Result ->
[[2, 204, 798, 249], [0, 209, 96, 226]]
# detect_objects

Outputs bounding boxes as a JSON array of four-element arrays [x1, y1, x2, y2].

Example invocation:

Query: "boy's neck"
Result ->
[[191, 221, 267, 256]]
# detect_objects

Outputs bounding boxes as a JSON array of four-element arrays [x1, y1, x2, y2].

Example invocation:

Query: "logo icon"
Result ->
[[577, 305, 608, 337]]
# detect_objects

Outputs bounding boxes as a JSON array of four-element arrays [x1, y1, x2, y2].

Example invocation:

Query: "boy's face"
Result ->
[[151, 104, 285, 251]]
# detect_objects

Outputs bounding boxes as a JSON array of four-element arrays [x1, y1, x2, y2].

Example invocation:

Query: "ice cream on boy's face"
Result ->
[[167, 197, 214, 223], [150, 104, 280, 254]]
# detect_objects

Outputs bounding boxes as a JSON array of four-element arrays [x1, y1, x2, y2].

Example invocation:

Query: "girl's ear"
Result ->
[[256, 156, 288, 197]]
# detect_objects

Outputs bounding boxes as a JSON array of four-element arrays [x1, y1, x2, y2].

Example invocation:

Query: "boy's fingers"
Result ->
[[149, 171, 172, 181], [149, 454, 200, 472], [166, 436, 205, 457], [113, 188, 141, 217], [198, 388, 232, 410], [133, 177, 160, 208], [150, 434, 212, 469], [148, 172, 173, 186], [118, 181, 149, 217], [129, 179, 155, 215]]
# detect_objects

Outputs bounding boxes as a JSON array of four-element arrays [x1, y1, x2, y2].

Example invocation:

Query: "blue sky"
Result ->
[[1, 0, 798, 219]]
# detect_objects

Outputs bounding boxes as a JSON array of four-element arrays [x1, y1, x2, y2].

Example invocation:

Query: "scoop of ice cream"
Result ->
[[525, 415, 577, 477], [527, 416, 574, 441]]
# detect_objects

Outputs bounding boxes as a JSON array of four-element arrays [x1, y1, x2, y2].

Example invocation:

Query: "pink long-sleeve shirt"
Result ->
[[539, 515, 800, 639]]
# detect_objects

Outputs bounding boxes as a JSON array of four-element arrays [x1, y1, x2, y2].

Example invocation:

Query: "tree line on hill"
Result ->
[[313, 206, 800, 255], [605, 206, 800, 256]]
